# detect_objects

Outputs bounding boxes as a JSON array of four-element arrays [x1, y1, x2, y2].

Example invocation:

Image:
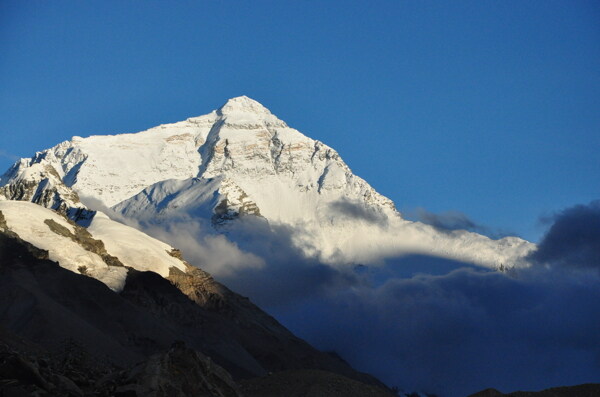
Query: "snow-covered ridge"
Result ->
[[0, 201, 187, 291], [0, 96, 535, 269], [1, 96, 393, 212], [0, 160, 89, 219]]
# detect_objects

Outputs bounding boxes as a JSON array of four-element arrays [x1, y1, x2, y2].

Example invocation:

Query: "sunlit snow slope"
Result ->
[[0, 201, 187, 291], [0, 96, 535, 268]]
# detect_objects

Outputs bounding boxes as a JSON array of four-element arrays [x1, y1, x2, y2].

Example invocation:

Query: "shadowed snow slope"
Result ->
[[0, 96, 534, 268]]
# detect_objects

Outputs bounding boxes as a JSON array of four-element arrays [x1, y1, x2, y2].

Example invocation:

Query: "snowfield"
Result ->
[[87, 211, 187, 276], [0, 201, 187, 291], [0, 96, 535, 270]]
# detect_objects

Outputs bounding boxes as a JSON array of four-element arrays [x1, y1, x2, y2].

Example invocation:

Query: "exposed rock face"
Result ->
[[43, 218, 124, 268], [211, 179, 262, 226], [0, 161, 93, 221], [167, 264, 230, 309]]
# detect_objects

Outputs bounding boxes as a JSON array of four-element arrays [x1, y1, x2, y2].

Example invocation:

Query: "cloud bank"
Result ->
[[130, 215, 360, 309], [411, 207, 515, 239], [273, 266, 600, 396], [529, 200, 600, 270], [109, 201, 600, 397]]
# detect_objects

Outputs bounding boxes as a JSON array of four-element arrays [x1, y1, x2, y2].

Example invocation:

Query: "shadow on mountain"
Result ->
[[0, 233, 393, 396], [109, 206, 600, 397], [269, 260, 600, 397]]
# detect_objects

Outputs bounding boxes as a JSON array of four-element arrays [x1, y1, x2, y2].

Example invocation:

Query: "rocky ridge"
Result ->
[[0, 160, 92, 220]]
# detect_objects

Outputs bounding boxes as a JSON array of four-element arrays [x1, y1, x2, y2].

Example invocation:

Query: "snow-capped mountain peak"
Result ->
[[218, 95, 274, 116], [0, 97, 535, 269]]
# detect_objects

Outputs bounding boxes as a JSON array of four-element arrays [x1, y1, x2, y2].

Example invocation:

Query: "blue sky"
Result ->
[[1, 0, 599, 242]]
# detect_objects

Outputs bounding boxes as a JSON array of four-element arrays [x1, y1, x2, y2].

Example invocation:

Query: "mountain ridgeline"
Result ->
[[1, 96, 533, 268], [0, 96, 541, 396]]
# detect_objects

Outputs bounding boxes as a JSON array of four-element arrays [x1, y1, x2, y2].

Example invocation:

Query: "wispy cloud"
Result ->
[[328, 198, 389, 225], [131, 215, 360, 308], [410, 207, 515, 239], [415, 207, 479, 231], [0, 149, 19, 162]]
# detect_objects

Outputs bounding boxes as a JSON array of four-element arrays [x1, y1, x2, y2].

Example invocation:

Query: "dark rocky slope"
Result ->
[[0, 232, 393, 396], [240, 369, 396, 397], [0, 335, 242, 397]]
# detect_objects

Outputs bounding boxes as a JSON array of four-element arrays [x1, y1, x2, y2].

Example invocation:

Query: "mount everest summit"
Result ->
[[0, 95, 533, 270], [0, 96, 414, 395]]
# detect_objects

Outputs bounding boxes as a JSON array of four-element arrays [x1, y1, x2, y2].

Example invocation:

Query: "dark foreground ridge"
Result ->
[[0, 338, 242, 397], [240, 369, 399, 397], [468, 384, 600, 397], [0, 232, 394, 396]]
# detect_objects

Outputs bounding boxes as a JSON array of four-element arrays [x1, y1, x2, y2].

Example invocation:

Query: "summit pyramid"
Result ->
[[0, 96, 534, 268]]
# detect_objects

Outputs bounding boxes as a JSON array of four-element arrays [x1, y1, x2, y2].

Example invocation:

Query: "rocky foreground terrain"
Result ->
[[0, 222, 394, 396], [0, 97, 595, 396]]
